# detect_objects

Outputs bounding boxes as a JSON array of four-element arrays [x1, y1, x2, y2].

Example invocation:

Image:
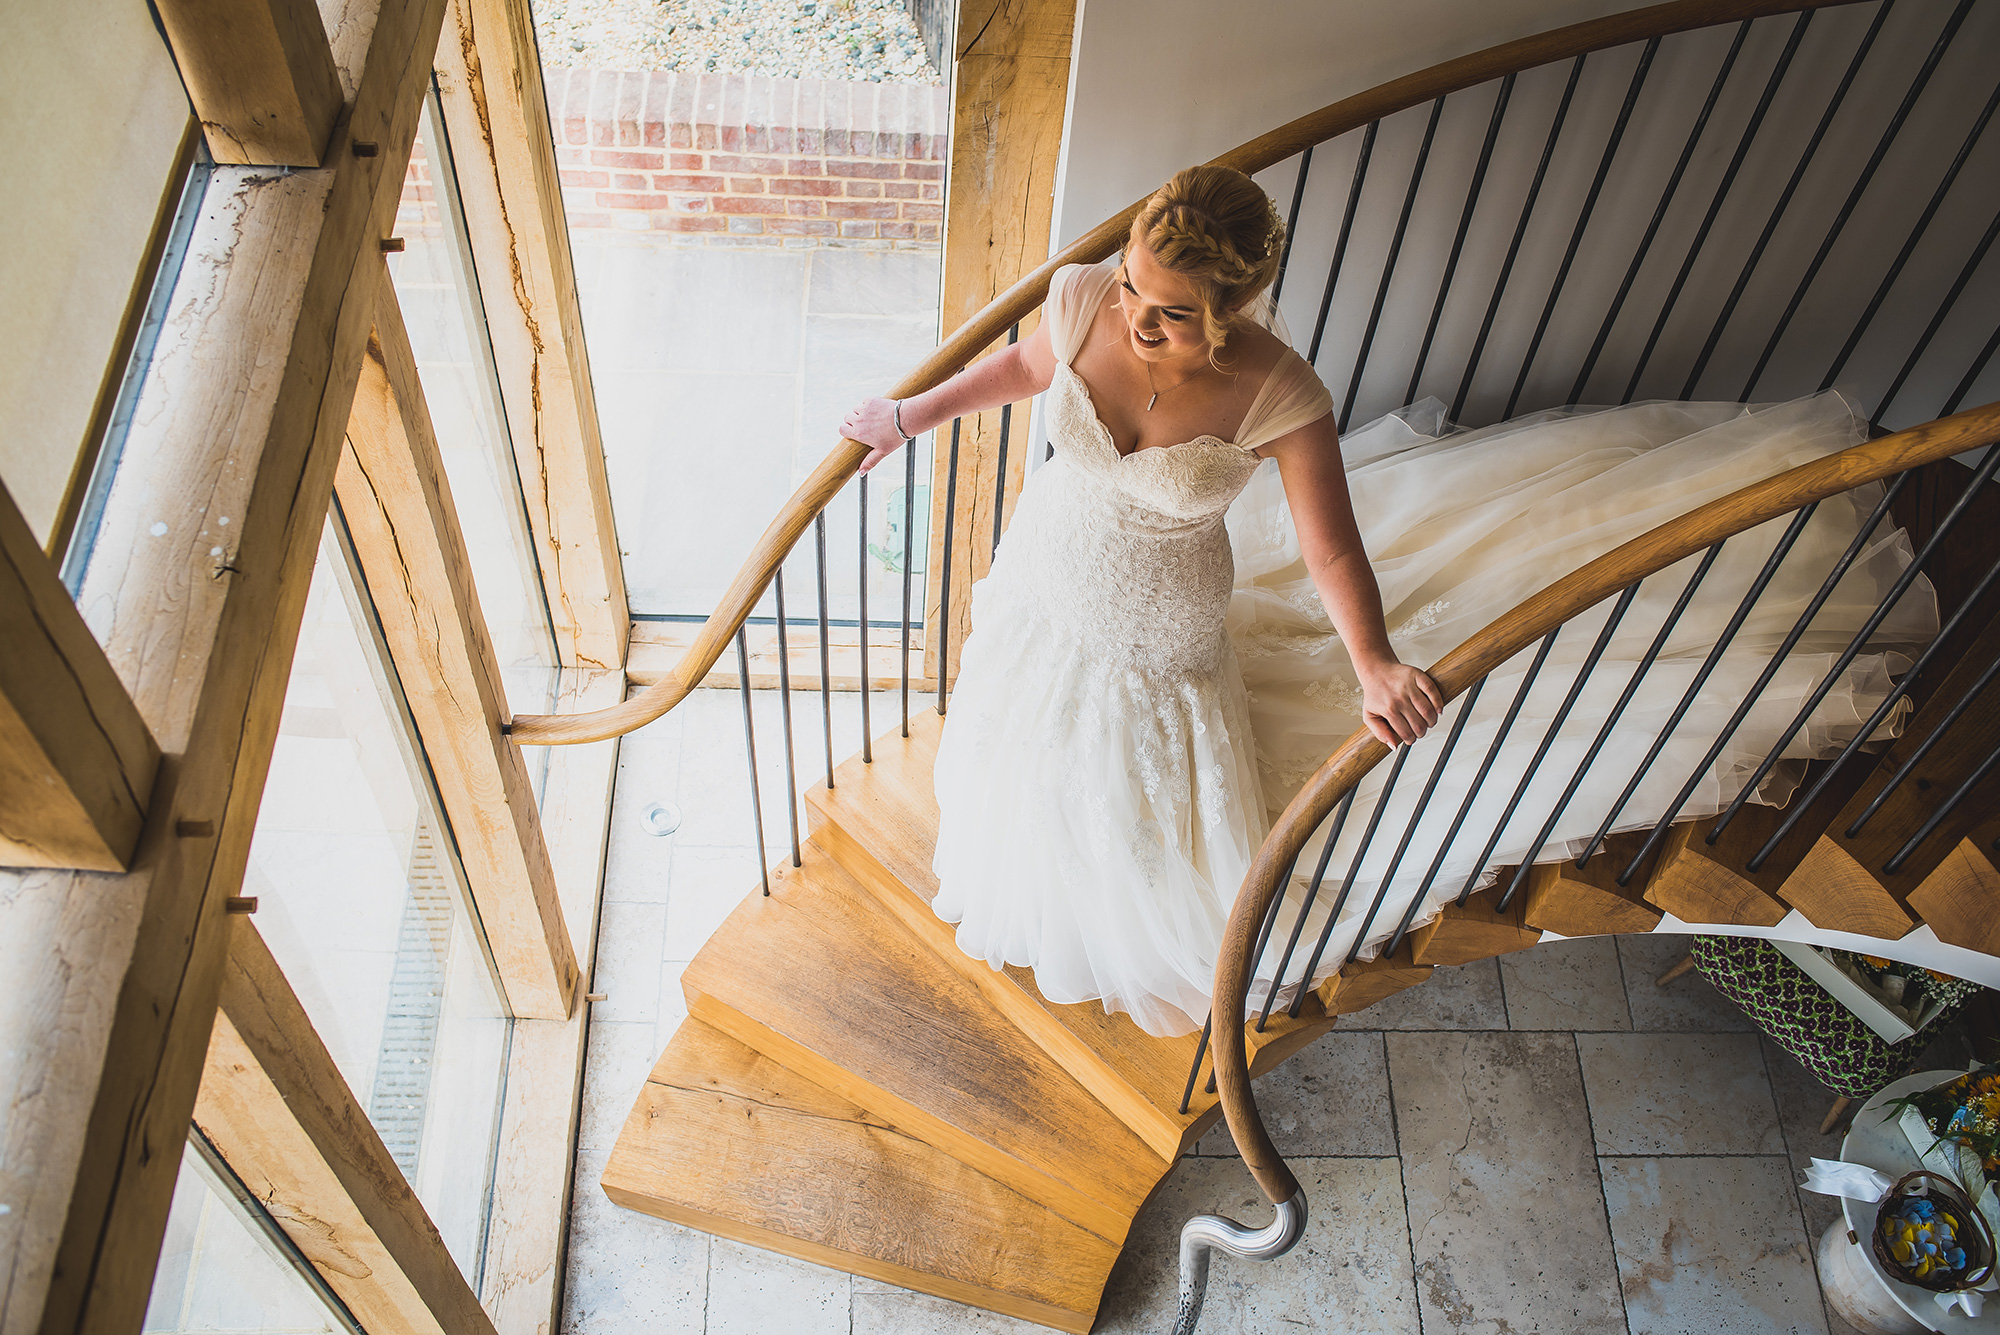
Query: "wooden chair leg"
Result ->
[[1656, 953, 1697, 987], [1820, 1096, 1854, 1136]]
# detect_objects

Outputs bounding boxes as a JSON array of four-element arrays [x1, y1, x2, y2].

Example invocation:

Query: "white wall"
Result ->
[[1052, 0, 1657, 249]]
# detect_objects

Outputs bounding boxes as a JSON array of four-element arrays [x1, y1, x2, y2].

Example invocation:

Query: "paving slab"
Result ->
[[1579, 1032, 1784, 1156], [562, 1150, 708, 1335], [1501, 934, 1632, 1031], [1195, 1031, 1395, 1158], [1619, 933, 1756, 1032], [1096, 1156, 1419, 1334], [1339, 957, 1508, 1030], [1601, 1155, 1829, 1335], [1389, 1031, 1625, 1335], [706, 1237, 851, 1335]]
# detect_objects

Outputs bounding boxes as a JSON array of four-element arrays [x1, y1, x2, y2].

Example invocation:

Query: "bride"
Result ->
[[843, 165, 1932, 1039]]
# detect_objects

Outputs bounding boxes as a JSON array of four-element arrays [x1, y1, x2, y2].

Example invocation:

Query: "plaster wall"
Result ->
[[1052, 0, 1659, 251]]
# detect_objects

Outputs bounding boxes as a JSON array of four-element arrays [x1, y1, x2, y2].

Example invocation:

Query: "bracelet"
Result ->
[[893, 399, 914, 442]]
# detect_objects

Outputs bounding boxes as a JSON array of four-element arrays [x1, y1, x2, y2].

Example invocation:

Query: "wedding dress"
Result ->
[[929, 255, 1935, 1038]]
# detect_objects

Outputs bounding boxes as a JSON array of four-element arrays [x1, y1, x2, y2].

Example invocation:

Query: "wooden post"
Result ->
[[923, 0, 1076, 687], [433, 0, 629, 673], [20, 3, 448, 1329], [199, 924, 499, 1335], [153, 0, 343, 166], [337, 291, 579, 1020], [0, 480, 159, 871]]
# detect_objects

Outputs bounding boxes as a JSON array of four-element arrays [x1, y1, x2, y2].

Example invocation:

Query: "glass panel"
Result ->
[[144, 1137, 353, 1335], [388, 88, 560, 736], [0, 4, 189, 548], [243, 518, 509, 1283]]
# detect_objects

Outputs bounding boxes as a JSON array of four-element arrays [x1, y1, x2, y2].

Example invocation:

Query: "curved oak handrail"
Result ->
[[1212, 399, 2000, 1206], [507, 0, 1858, 745]]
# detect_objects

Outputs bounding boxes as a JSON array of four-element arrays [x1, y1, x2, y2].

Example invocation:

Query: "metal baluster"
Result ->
[[1407, 76, 1513, 407], [900, 432, 916, 738], [1341, 702, 1485, 965], [1872, 208, 2000, 429], [1341, 97, 1445, 430], [773, 570, 803, 868], [1569, 25, 1749, 406], [1682, 0, 1893, 399], [737, 627, 772, 896], [1384, 677, 1489, 955], [816, 512, 834, 790], [1741, 0, 1974, 401], [859, 475, 872, 764], [1285, 752, 1414, 1019], [1453, 56, 1586, 422], [1272, 145, 1313, 302], [1307, 121, 1379, 364], [1941, 318, 2000, 417], [1620, 474, 1909, 883], [1847, 654, 2000, 837], [1242, 845, 1313, 1033], [1821, 72, 2000, 392], [1253, 791, 1361, 1031], [1179, 1015, 1213, 1115], [1479, 587, 1639, 910], [1883, 738, 2000, 874], [993, 324, 1020, 559], [1498, 553, 1722, 902], [1712, 444, 2000, 841], [937, 417, 962, 715], [1747, 546, 2000, 870], [1624, 12, 1813, 402], [1506, 38, 1659, 419], [1579, 510, 1817, 867]]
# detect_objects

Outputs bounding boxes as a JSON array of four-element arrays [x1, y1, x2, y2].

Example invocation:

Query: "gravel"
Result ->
[[531, 0, 942, 83]]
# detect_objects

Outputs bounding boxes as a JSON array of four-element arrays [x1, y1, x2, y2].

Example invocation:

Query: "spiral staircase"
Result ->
[[504, 0, 2000, 1327]]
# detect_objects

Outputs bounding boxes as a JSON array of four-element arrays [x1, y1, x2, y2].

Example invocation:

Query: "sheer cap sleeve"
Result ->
[[1047, 255, 1122, 364], [1236, 348, 1335, 451]]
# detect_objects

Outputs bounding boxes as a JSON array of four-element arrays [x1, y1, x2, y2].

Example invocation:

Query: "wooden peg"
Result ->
[[379, 237, 405, 253], [352, 139, 380, 157], [224, 897, 258, 914], [176, 819, 215, 838]]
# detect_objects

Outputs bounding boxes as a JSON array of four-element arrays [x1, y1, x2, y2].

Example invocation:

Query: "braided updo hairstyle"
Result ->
[[1128, 165, 1285, 357]]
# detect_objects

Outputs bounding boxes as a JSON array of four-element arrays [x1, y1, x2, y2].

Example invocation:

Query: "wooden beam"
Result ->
[[0, 480, 159, 871], [153, 0, 343, 166], [198, 923, 498, 1335], [480, 669, 621, 1335], [922, 0, 1075, 685], [338, 290, 578, 1019], [432, 0, 628, 672], [17, 2, 449, 1330]]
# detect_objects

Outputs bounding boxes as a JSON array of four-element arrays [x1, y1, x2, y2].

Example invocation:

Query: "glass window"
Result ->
[[242, 516, 509, 1284], [144, 1133, 358, 1335], [388, 86, 561, 736], [0, 4, 191, 551]]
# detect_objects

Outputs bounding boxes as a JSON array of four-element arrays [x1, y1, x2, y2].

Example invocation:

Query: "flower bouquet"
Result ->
[[1888, 1066, 2000, 1233]]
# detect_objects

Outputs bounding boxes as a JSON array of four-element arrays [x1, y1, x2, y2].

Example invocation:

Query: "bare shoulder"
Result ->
[[1224, 320, 1291, 390]]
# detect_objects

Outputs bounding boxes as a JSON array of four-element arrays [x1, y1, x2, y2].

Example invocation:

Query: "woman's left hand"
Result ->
[[1357, 658, 1443, 747]]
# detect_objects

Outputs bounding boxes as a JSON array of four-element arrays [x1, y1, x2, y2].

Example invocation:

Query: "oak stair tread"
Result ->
[[602, 1018, 1115, 1335], [681, 837, 1167, 1243], [805, 710, 1334, 1160]]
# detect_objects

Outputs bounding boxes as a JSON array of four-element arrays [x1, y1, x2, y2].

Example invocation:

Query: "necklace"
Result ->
[[1144, 356, 1204, 411]]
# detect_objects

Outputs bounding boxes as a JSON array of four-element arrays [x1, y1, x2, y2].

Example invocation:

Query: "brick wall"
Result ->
[[544, 70, 949, 247]]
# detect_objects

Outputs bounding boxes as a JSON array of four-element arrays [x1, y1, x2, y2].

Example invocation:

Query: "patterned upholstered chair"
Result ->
[[1658, 935, 1970, 1134]]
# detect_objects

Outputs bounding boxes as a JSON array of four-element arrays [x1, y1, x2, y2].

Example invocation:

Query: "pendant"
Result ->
[[1146, 393, 1158, 411]]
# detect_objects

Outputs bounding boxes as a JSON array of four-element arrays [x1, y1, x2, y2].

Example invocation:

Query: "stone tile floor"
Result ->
[[563, 686, 1869, 1334]]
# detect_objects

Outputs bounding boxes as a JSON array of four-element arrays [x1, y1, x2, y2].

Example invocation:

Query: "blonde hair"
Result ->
[[1128, 165, 1285, 355]]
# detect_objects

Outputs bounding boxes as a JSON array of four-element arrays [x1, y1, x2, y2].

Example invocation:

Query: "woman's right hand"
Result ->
[[843, 397, 909, 473]]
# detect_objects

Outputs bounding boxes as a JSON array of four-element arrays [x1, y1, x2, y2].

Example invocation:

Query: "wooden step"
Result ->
[[1908, 818, 2000, 954], [1408, 886, 1543, 966], [805, 709, 1334, 1160], [601, 1019, 1115, 1334], [1521, 834, 1666, 936], [681, 842, 1167, 1245]]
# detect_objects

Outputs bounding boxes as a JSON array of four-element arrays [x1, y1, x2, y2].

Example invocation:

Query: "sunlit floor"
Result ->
[[561, 685, 1866, 1334]]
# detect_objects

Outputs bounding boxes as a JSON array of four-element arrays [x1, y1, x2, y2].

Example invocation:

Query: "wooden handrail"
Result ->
[[506, 0, 1857, 745], [1213, 400, 2000, 1205]]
